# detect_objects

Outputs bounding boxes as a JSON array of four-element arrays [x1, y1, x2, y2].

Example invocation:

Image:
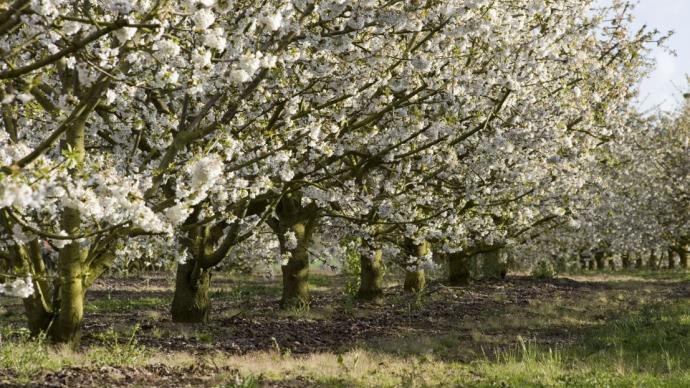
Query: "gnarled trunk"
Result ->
[[448, 252, 470, 286], [171, 260, 211, 323], [270, 195, 318, 310], [280, 225, 311, 309], [357, 248, 384, 302]]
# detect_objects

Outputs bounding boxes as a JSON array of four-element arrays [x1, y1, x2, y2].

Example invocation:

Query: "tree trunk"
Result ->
[[635, 254, 643, 269], [448, 252, 470, 286], [594, 251, 605, 270], [280, 221, 314, 309], [46, 94, 93, 345], [23, 297, 54, 336], [481, 250, 504, 279], [680, 248, 688, 269], [49, 210, 86, 344], [20, 240, 55, 336], [667, 249, 676, 269], [621, 253, 631, 269], [171, 260, 211, 323], [281, 245, 310, 309], [648, 250, 659, 270], [268, 195, 318, 310], [607, 259, 615, 271], [357, 248, 384, 302], [404, 270, 425, 293], [403, 240, 428, 292], [588, 259, 595, 270]]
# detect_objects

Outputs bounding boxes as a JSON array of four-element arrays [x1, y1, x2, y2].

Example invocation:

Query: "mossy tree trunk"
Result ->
[[481, 249, 504, 279], [404, 269, 426, 293], [448, 252, 470, 286], [269, 194, 319, 309], [48, 119, 88, 345], [648, 250, 659, 270], [171, 224, 215, 323], [1, 234, 55, 337], [607, 259, 615, 271], [635, 253, 644, 269], [171, 259, 211, 323], [49, 226, 86, 344], [594, 251, 605, 270], [280, 222, 313, 309], [22, 240, 54, 336], [679, 247, 689, 269], [170, 205, 254, 323], [403, 240, 428, 293], [667, 249, 676, 269], [357, 247, 384, 302]]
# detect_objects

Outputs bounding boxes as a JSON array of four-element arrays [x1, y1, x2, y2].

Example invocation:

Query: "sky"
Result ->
[[626, 0, 690, 111]]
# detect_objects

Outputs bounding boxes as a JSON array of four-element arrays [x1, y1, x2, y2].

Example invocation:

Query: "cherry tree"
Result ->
[[0, 0, 663, 344]]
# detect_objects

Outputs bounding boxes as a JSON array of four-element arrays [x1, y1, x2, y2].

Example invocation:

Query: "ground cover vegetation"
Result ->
[[0, 0, 688, 386]]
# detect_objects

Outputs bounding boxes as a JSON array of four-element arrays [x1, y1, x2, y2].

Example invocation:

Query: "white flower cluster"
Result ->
[[0, 276, 34, 298]]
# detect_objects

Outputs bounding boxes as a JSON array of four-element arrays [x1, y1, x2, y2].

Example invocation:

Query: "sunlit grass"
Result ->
[[3, 271, 690, 386]]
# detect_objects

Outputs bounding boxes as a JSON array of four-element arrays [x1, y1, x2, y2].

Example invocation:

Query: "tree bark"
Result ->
[[648, 250, 659, 270], [18, 240, 55, 336], [357, 248, 384, 302], [594, 251, 605, 270], [448, 252, 470, 286], [667, 249, 676, 269], [171, 260, 211, 323], [280, 223, 312, 309], [679, 247, 688, 269], [48, 208, 86, 344], [587, 259, 595, 270], [404, 269, 425, 293], [403, 240, 428, 292], [607, 259, 615, 271], [271, 195, 318, 309], [635, 254, 643, 269], [621, 252, 631, 269], [48, 116, 88, 345], [481, 250, 504, 279]]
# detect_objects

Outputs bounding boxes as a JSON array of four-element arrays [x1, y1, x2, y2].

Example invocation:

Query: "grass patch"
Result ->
[[3, 271, 690, 386], [86, 296, 168, 313], [0, 326, 149, 383]]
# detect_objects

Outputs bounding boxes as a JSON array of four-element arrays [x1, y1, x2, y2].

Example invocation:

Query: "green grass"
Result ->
[[86, 296, 168, 313], [3, 271, 690, 386], [569, 268, 690, 282]]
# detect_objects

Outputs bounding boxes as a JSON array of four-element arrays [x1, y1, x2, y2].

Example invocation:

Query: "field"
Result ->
[[2, 270, 690, 387]]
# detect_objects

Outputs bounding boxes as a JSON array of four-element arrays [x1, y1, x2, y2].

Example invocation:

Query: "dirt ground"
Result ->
[[1, 271, 689, 387]]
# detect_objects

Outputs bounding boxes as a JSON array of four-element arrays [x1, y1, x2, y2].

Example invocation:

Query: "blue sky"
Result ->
[[626, 0, 690, 111]]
